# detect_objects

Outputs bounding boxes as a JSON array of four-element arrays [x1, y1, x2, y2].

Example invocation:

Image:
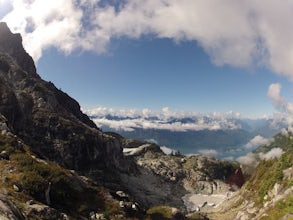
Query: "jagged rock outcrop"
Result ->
[[0, 23, 36, 76], [0, 22, 123, 172]]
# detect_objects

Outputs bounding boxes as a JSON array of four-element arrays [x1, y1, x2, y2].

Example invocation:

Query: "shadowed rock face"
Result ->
[[0, 22, 123, 171], [0, 22, 37, 76]]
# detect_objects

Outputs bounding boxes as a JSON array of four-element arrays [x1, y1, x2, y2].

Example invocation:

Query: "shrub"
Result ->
[[146, 206, 173, 220]]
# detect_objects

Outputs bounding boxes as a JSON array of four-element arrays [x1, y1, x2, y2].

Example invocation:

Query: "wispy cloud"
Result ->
[[245, 135, 272, 149], [236, 147, 284, 174], [236, 152, 258, 167], [197, 149, 219, 158], [259, 148, 284, 160], [267, 83, 293, 114], [267, 83, 293, 127], [2, 0, 293, 78]]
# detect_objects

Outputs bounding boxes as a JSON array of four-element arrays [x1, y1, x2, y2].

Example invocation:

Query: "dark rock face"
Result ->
[[227, 168, 245, 188], [0, 22, 37, 76], [0, 22, 123, 171]]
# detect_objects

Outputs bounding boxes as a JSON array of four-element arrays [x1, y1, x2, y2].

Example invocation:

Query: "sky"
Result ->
[[1, 0, 293, 118]]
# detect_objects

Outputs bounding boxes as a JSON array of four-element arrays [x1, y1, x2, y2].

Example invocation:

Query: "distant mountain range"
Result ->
[[86, 108, 287, 159]]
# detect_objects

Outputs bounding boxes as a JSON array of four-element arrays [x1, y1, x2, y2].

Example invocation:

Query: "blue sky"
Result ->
[[37, 38, 290, 117], [2, 0, 293, 117]]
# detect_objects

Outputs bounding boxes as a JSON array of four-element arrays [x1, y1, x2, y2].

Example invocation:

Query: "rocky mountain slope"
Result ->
[[207, 130, 293, 220], [0, 124, 127, 219], [0, 22, 123, 173], [115, 134, 244, 213]]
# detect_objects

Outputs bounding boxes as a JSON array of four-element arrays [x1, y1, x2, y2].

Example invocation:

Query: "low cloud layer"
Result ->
[[1, 0, 293, 78], [259, 148, 284, 160], [245, 135, 272, 149], [197, 149, 219, 158], [86, 107, 241, 132], [236, 147, 284, 174]]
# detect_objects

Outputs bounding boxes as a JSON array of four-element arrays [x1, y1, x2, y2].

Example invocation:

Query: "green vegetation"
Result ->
[[187, 212, 208, 220], [146, 205, 210, 220], [246, 147, 293, 204], [259, 196, 293, 220], [146, 206, 174, 220], [255, 133, 293, 153], [0, 134, 125, 219]]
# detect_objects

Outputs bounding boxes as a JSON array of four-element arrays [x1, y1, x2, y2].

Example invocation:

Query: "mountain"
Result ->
[[208, 131, 293, 220], [1, 22, 291, 220], [0, 22, 122, 173], [0, 21, 133, 219]]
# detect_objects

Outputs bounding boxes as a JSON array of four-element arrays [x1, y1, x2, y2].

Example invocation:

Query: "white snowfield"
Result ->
[[123, 144, 153, 156], [182, 192, 234, 212]]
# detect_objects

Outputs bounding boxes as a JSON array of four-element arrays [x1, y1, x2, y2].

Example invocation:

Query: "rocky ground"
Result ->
[[118, 138, 243, 214]]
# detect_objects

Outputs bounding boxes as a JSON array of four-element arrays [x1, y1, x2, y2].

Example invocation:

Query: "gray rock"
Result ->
[[116, 190, 129, 199], [25, 204, 65, 220], [26, 200, 35, 206], [12, 185, 20, 192], [0, 151, 9, 160], [0, 193, 25, 219]]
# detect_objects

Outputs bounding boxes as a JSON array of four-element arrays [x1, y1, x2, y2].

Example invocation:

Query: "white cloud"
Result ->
[[160, 146, 178, 155], [2, 0, 84, 61], [236, 153, 258, 167], [236, 147, 284, 174], [259, 147, 284, 160], [145, 139, 158, 144], [2, 0, 293, 78], [267, 84, 293, 127], [197, 149, 218, 158], [267, 83, 293, 114], [236, 152, 259, 174], [245, 135, 272, 149]]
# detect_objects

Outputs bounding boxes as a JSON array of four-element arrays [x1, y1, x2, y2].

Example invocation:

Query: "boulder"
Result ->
[[0, 151, 9, 160]]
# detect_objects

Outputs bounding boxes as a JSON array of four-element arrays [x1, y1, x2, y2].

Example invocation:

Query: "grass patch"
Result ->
[[260, 196, 293, 220], [245, 148, 293, 205], [146, 206, 174, 220]]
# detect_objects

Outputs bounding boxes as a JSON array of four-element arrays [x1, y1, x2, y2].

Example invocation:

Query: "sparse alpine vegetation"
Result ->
[[209, 132, 293, 220], [0, 132, 126, 219]]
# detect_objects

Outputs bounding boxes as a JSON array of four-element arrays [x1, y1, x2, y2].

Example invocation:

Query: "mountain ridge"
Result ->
[[0, 21, 122, 172]]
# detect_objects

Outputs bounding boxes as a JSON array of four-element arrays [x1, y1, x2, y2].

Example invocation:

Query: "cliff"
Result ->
[[0, 22, 122, 172]]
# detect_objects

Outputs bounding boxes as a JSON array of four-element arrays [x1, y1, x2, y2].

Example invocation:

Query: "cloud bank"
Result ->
[[86, 107, 242, 132], [197, 149, 219, 158], [245, 135, 272, 149], [1, 0, 293, 78], [236, 147, 284, 174]]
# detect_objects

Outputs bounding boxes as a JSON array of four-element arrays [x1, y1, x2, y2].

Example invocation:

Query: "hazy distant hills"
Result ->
[[87, 108, 286, 158]]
